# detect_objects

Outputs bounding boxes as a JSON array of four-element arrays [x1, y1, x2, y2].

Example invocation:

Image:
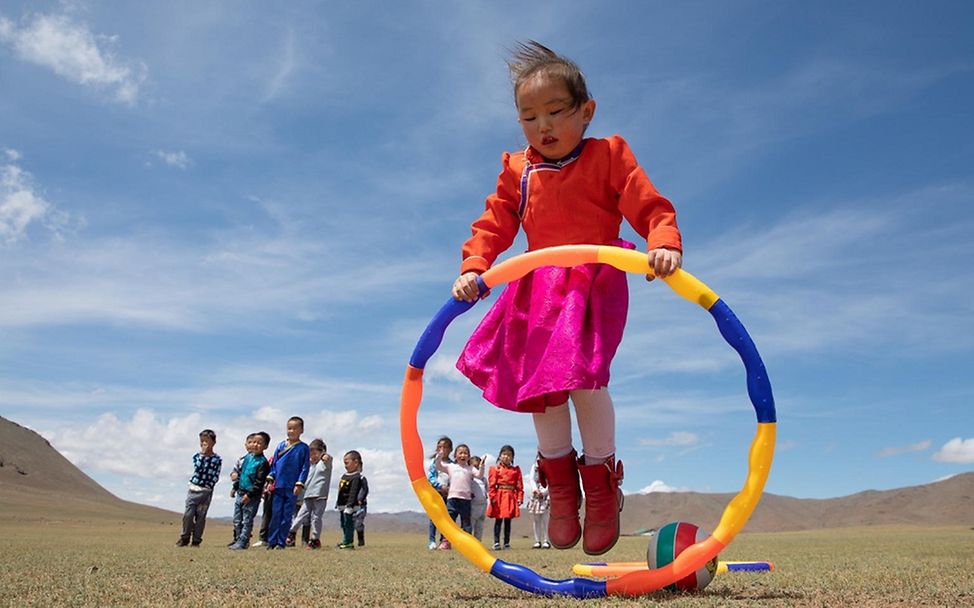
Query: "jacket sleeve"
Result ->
[[356, 476, 369, 505], [460, 152, 522, 275], [427, 459, 442, 490], [250, 460, 271, 499], [322, 459, 334, 498], [608, 135, 682, 253], [515, 467, 524, 505], [487, 466, 498, 503], [295, 444, 311, 487]]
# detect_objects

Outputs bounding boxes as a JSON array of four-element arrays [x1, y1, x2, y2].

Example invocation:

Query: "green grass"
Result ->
[[2, 519, 972, 607]]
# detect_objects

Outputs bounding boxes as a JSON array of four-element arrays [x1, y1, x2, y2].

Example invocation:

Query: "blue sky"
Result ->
[[1, 1, 971, 518]]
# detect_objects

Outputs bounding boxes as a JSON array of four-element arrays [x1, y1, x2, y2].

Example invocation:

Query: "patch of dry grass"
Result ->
[[1, 517, 972, 607]]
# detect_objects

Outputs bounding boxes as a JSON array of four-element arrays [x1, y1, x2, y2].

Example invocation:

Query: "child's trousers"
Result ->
[[268, 487, 297, 547], [180, 488, 213, 544], [232, 494, 260, 546], [340, 509, 357, 545], [290, 496, 328, 541]]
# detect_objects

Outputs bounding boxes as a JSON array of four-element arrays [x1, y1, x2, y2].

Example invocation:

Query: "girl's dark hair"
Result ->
[[430, 435, 453, 458], [288, 416, 304, 429], [497, 444, 515, 464], [507, 40, 590, 109], [454, 443, 470, 455], [345, 450, 362, 464], [199, 429, 216, 441], [309, 438, 326, 452]]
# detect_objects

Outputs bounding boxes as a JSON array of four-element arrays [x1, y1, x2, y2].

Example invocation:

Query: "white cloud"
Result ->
[[0, 156, 77, 245], [932, 437, 974, 464], [640, 431, 700, 447], [877, 440, 932, 458], [154, 150, 191, 169], [631, 480, 689, 494], [0, 12, 145, 104]]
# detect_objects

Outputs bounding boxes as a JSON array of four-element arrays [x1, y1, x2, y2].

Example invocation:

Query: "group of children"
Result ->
[[176, 417, 369, 551], [428, 436, 552, 551]]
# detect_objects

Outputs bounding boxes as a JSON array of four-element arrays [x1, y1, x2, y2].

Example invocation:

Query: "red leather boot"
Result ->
[[577, 456, 624, 556], [535, 450, 582, 549]]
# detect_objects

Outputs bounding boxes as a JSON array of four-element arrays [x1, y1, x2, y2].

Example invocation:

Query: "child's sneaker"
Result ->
[[175, 538, 189, 547], [285, 534, 295, 547], [492, 542, 501, 550], [437, 540, 451, 550], [532, 542, 542, 549], [337, 542, 355, 550], [503, 543, 511, 550], [228, 542, 247, 550], [252, 540, 264, 547], [541, 541, 551, 549], [306, 539, 321, 550], [428, 541, 437, 550]]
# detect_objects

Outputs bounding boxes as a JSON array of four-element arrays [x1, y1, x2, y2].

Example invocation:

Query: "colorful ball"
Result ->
[[646, 521, 719, 592]]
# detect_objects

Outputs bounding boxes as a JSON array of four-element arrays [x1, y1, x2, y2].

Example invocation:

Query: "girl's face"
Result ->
[[454, 446, 470, 465], [499, 450, 513, 466], [437, 439, 452, 458], [344, 454, 361, 473], [516, 74, 595, 161]]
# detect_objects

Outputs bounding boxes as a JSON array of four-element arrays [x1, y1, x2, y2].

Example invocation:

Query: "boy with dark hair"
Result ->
[[176, 429, 222, 547], [229, 432, 271, 550], [264, 417, 310, 549]]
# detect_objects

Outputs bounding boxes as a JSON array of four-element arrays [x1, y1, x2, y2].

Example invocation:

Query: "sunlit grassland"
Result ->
[[2, 518, 972, 607]]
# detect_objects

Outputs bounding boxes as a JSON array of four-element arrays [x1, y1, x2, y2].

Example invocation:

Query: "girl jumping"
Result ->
[[453, 41, 683, 555]]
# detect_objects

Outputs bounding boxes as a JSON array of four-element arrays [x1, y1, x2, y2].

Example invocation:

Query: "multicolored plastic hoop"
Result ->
[[399, 245, 776, 598]]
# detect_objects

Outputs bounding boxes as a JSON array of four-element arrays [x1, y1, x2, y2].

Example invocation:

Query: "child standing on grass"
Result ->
[[469, 455, 488, 542], [226, 434, 250, 546], [527, 459, 550, 549], [176, 429, 222, 547], [426, 436, 452, 550], [434, 444, 486, 538], [354, 470, 369, 546], [264, 416, 310, 550], [452, 41, 683, 555], [335, 450, 365, 549], [486, 445, 523, 550], [288, 438, 333, 549], [229, 432, 270, 550]]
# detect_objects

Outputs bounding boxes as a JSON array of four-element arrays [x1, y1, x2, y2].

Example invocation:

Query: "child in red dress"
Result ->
[[486, 445, 523, 550], [453, 41, 683, 555]]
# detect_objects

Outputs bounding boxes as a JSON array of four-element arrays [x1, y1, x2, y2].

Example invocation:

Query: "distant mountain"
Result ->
[[611, 473, 974, 534], [2, 415, 971, 533], [0, 416, 176, 523]]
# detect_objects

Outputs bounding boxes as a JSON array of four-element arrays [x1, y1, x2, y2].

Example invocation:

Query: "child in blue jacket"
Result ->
[[264, 416, 310, 549]]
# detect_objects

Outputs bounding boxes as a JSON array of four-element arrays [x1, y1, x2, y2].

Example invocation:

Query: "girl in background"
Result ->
[[426, 436, 453, 550], [469, 455, 488, 542], [435, 444, 485, 535], [526, 459, 550, 549], [486, 445, 523, 550]]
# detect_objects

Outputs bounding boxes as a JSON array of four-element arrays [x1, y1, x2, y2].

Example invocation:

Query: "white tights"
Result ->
[[532, 388, 615, 465]]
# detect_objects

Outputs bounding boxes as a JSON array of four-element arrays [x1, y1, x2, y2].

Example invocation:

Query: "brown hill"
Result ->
[[507, 472, 974, 538], [0, 416, 177, 524]]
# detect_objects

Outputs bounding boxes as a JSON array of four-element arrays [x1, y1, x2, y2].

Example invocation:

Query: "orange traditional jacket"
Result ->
[[461, 135, 682, 275]]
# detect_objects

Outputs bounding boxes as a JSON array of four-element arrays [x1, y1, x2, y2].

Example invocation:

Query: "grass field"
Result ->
[[2, 518, 972, 607]]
